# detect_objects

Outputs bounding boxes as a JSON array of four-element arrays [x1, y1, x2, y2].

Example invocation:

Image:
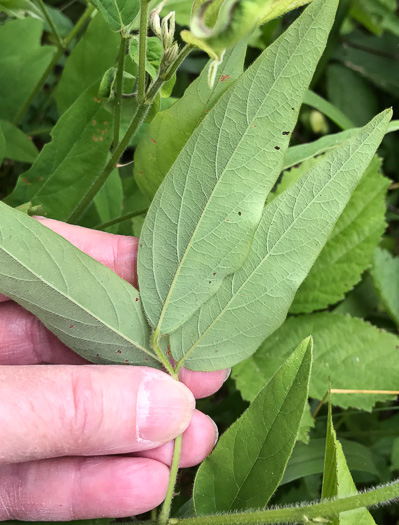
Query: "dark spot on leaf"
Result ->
[[140, 243, 143, 248], [291, 107, 295, 110], [22, 178, 31, 185], [274, 146, 280, 150], [96, 354, 100, 357], [116, 350, 122, 354], [226, 219, 229, 222], [282, 131, 290, 136], [213, 272, 216, 276], [254, 125, 256, 128], [209, 281, 212, 284], [145, 358, 148, 361], [220, 74, 231, 82], [135, 297, 139, 302], [70, 325, 74, 329], [139, 170, 143, 175], [238, 211, 242, 216], [125, 359, 130, 364], [150, 138, 157, 144]]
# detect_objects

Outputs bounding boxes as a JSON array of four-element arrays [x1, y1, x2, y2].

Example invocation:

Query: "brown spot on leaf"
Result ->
[[116, 350, 122, 354], [220, 74, 231, 82], [213, 272, 216, 276], [135, 297, 139, 302], [145, 358, 148, 361], [22, 178, 31, 185], [150, 138, 157, 144], [274, 146, 280, 150], [94, 97, 102, 103], [70, 325, 74, 329], [92, 120, 96, 125], [92, 136, 99, 142], [139, 170, 143, 175], [125, 359, 130, 364], [104, 121, 108, 125]]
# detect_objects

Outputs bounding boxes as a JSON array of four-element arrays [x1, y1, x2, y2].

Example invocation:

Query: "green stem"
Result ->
[[37, 0, 65, 48], [67, 102, 151, 223], [114, 36, 128, 149], [158, 434, 183, 525], [137, 0, 150, 103], [151, 329, 176, 377], [174, 480, 399, 525], [12, 3, 95, 126], [94, 207, 148, 230]]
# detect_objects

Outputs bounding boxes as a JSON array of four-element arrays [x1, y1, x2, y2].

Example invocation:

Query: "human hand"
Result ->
[[0, 219, 229, 521]]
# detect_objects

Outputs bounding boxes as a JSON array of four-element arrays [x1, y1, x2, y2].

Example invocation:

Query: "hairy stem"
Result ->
[[12, 3, 95, 125], [137, 0, 150, 103], [114, 36, 129, 149], [94, 207, 149, 230], [173, 480, 399, 525], [158, 433, 183, 525], [37, 0, 65, 48]]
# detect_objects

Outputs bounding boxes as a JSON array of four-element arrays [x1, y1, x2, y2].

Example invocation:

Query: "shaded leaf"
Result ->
[[193, 337, 312, 514], [0, 18, 55, 121], [92, 0, 140, 32], [370, 247, 399, 327], [290, 156, 389, 313], [138, 0, 338, 335], [5, 83, 113, 222], [232, 312, 399, 411], [134, 39, 247, 199], [0, 202, 159, 367], [171, 110, 391, 371], [0, 120, 38, 163], [0, 125, 4, 166]]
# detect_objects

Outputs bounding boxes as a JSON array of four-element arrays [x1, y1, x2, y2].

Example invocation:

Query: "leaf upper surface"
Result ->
[[0, 203, 158, 368], [171, 110, 391, 371], [371, 247, 399, 327], [138, 0, 338, 335], [193, 337, 312, 514]]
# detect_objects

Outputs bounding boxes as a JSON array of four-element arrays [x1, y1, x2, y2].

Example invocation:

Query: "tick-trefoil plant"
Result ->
[[1, 0, 399, 523]]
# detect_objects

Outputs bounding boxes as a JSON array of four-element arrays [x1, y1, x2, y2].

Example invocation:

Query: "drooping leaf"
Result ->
[[91, 0, 140, 33], [171, 110, 391, 372], [0, 202, 158, 367], [0, 120, 38, 163], [138, 0, 338, 335], [134, 38, 247, 199], [5, 83, 113, 222], [193, 337, 312, 514], [0, 18, 55, 121], [322, 404, 376, 525], [370, 247, 399, 327], [232, 312, 399, 411], [290, 156, 389, 313], [56, 13, 120, 115]]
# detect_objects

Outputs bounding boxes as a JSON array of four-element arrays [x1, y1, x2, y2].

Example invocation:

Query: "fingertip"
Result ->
[[178, 367, 230, 399]]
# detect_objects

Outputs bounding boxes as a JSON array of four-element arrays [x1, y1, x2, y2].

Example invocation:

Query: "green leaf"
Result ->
[[304, 90, 354, 130], [56, 13, 120, 115], [5, 83, 113, 222], [322, 404, 376, 525], [0, 125, 5, 166], [0, 202, 159, 367], [134, 38, 247, 199], [138, 0, 338, 335], [129, 36, 162, 79], [171, 110, 391, 371], [92, 0, 140, 32], [0, 120, 38, 163], [290, 156, 389, 313], [370, 247, 399, 327], [0, 18, 56, 121], [232, 312, 399, 411], [351, 0, 399, 37], [193, 337, 312, 514], [161, 0, 192, 25]]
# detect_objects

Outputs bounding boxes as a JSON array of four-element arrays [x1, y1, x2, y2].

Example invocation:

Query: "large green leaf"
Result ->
[[56, 13, 120, 115], [322, 405, 376, 525], [370, 247, 399, 327], [171, 110, 391, 371], [232, 312, 399, 411], [193, 337, 312, 514], [134, 39, 248, 199], [0, 203, 158, 367], [290, 156, 389, 313], [5, 84, 113, 222], [0, 18, 55, 121], [138, 0, 338, 335], [0, 120, 38, 163], [92, 0, 140, 32]]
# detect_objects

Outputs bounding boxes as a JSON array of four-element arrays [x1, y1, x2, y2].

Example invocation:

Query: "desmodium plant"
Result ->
[[0, 0, 399, 523]]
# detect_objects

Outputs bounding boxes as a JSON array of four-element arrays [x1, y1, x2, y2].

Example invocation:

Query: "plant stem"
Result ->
[[158, 433, 183, 525], [137, 0, 150, 103], [114, 36, 128, 149], [12, 3, 95, 126], [174, 480, 399, 525], [37, 0, 65, 49], [94, 208, 149, 230]]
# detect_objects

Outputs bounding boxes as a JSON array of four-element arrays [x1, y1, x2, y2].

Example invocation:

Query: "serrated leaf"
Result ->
[[56, 14, 120, 115], [370, 247, 399, 327], [0, 18, 55, 121], [92, 0, 140, 32], [171, 110, 391, 371], [0, 120, 38, 163], [322, 404, 376, 525], [138, 0, 338, 335], [232, 312, 399, 411], [289, 156, 389, 313], [0, 202, 159, 368], [5, 83, 113, 222], [193, 337, 312, 514], [134, 39, 247, 199]]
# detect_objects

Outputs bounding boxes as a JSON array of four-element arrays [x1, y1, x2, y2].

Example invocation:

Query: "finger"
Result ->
[[0, 457, 169, 520], [134, 410, 218, 468], [178, 366, 231, 399], [0, 365, 195, 463], [0, 217, 139, 303]]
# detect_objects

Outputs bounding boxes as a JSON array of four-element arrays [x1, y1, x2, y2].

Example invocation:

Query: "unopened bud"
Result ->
[[161, 11, 175, 49], [150, 10, 162, 37], [163, 41, 179, 67]]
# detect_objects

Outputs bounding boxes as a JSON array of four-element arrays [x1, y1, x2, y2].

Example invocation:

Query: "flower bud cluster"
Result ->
[[150, 1, 179, 71]]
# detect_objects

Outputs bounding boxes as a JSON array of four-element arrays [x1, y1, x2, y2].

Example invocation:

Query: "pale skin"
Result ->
[[0, 218, 229, 521]]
